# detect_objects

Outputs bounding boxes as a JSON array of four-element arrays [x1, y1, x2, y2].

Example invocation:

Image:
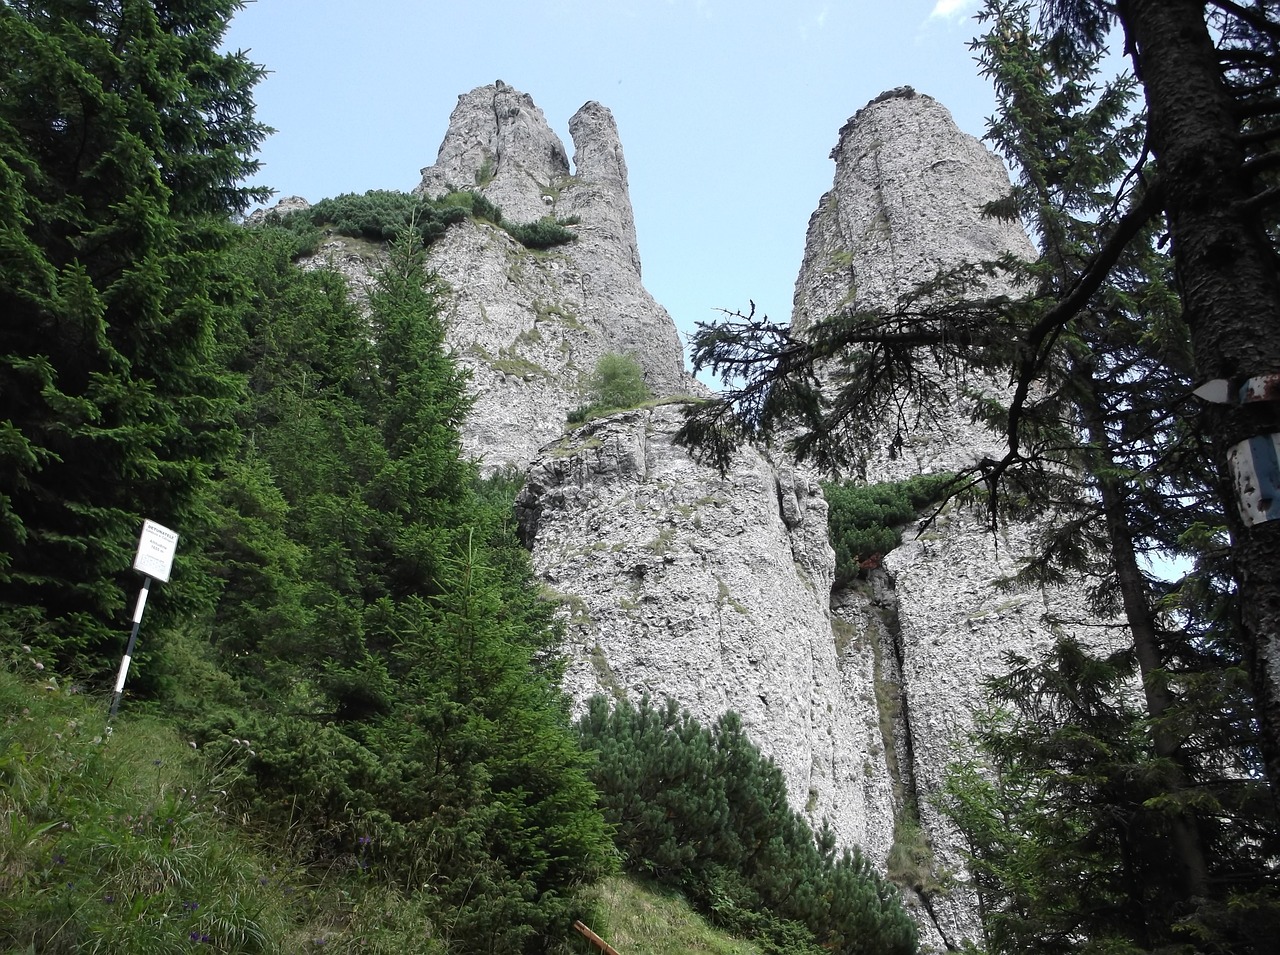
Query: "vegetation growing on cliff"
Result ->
[[822, 474, 956, 581], [265, 187, 579, 254], [566, 352, 654, 423]]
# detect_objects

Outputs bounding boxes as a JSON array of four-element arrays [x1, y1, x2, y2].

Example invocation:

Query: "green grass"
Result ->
[[584, 876, 765, 955], [0, 665, 448, 954]]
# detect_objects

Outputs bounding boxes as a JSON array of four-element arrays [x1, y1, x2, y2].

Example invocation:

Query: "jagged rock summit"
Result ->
[[413, 82, 694, 469], [793, 86, 1037, 480], [797, 87, 1035, 332]]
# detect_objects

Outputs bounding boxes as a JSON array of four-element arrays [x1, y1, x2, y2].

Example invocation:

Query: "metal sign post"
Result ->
[[108, 519, 178, 720]]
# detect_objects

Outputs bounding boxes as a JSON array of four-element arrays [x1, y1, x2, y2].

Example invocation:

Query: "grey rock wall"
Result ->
[[415, 83, 693, 471], [516, 405, 898, 866], [794, 89, 1118, 948]]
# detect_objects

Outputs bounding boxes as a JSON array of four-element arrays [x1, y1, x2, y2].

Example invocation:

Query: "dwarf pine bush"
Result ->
[[271, 188, 576, 255], [567, 353, 653, 423], [822, 473, 956, 582], [577, 695, 918, 955]]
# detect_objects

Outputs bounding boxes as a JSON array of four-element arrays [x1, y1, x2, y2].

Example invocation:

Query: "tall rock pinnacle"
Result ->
[[414, 82, 693, 470], [795, 87, 1034, 333], [792, 90, 1122, 948]]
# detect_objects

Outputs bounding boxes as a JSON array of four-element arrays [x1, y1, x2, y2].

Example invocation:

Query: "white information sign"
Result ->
[[132, 519, 179, 583]]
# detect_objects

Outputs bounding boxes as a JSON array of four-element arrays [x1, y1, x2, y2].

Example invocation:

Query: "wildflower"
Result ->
[[22, 645, 30, 653], [104, 894, 115, 904], [52, 854, 66, 866], [357, 835, 371, 846], [190, 931, 201, 942], [182, 900, 199, 912], [34, 662, 44, 670]]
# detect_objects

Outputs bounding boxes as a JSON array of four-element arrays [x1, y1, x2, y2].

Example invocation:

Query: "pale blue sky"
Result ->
[[224, 1, 989, 350]]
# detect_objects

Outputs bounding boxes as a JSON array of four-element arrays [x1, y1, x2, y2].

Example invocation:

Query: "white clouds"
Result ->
[[798, 3, 831, 40], [928, 0, 979, 20]]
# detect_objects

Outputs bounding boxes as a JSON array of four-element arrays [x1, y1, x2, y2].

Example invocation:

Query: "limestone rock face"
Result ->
[[795, 90, 1115, 948], [793, 87, 1037, 481], [516, 405, 897, 865], [415, 83, 692, 469]]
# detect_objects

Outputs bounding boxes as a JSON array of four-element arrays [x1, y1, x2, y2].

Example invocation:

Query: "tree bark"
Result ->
[[1118, 0, 1280, 812]]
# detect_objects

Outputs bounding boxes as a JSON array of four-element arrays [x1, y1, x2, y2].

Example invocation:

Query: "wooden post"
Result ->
[[573, 920, 622, 955]]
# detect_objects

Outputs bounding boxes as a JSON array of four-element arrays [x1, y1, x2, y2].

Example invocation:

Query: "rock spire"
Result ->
[[413, 82, 692, 469]]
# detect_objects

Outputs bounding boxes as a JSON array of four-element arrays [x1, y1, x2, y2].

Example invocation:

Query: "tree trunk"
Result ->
[[1118, 0, 1280, 814], [1083, 374, 1210, 907]]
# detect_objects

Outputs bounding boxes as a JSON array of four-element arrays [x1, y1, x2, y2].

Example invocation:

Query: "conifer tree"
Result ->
[[207, 225, 613, 951], [0, 0, 268, 675], [1034, 0, 1280, 809]]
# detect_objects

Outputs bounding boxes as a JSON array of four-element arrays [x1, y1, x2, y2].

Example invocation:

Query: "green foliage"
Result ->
[[822, 474, 955, 581], [195, 231, 613, 952], [589, 875, 767, 954], [0, 6, 604, 951], [940, 639, 1280, 955], [578, 695, 917, 955], [0, 663, 476, 953], [567, 353, 654, 423], [268, 188, 574, 255], [0, 0, 269, 679], [0, 666, 285, 953], [504, 215, 580, 249]]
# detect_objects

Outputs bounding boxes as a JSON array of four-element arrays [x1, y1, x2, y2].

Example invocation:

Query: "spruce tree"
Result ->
[[0, 0, 268, 675], [207, 226, 613, 951]]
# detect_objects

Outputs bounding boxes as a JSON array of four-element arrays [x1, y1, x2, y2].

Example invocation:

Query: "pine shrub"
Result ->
[[567, 353, 653, 423], [271, 188, 576, 255], [577, 695, 918, 955], [822, 473, 955, 581]]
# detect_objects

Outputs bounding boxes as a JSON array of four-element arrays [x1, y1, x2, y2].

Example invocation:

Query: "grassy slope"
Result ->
[[583, 876, 765, 955], [1, 666, 763, 955], [0, 666, 450, 954]]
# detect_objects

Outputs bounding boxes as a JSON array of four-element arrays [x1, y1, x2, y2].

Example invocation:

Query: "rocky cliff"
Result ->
[[793, 88, 1113, 947], [513, 87, 1118, 951], [413, 81, 694, 470], [515, 404, 898, 872]]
